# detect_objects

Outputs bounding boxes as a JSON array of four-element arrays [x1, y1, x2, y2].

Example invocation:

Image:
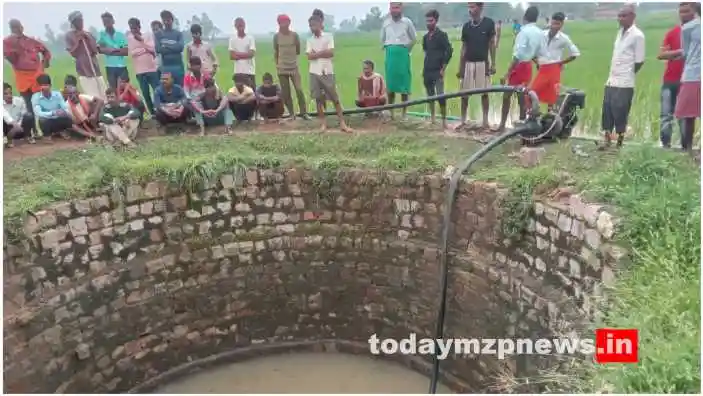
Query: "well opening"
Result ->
[[4, 166, 620, 393]]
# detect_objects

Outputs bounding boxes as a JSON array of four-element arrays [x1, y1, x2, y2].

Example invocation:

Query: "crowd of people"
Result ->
[[2, 2, 701, 151]]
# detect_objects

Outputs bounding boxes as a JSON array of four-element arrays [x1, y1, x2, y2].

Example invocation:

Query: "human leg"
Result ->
[[291, 71, 308, 117], [674, 81, 701, 151], [611, 87, 635, 147], [278, 73, 295, 117], [424, 75, 438, 123], [320, 74, 351, 133]]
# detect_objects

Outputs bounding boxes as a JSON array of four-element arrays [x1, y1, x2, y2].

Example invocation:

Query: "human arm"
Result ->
[[380, 23, 386, 48], [3, 106, 15, 124], [31, 94, 52, 118], [36, 39, 52, 68], [232, 37, 256, 60], [185, 44, 192, 62], [441, 32, 454, 77], [98, 107, 115, 125], [357, 77, 363, 100], [458, 25, 467, 77], [488, 22, 497, 72], [65, 32, 82, 57], [634, 34, 645, 74], [3, 38, 18, 65], [273, 34, 279, 65], [160, 31, 185, 54], [86, 95, 104, 120], [112, 34, 129, 56], [153, 88, 163, 109], [406, 19, 417, 51], [560, 34, 580, 65], [207, 45, 219, 71], [85, 32, 100, 55], [295, 32, 301, 55], [314, 36, 334, 59]]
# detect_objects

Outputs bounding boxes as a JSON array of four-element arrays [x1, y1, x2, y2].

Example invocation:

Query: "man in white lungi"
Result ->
[[65, 11, 108, 100]]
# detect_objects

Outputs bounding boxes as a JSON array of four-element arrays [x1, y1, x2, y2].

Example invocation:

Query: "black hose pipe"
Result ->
[[427, 118, 543, 394], [308, 85, 541, 118]]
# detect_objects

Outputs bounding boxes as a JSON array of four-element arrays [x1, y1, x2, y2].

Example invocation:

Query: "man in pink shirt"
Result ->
[[127, 17, 159, 114]]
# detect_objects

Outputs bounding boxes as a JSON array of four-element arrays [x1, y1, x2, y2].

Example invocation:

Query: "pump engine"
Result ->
[[520, 88, 586, 145]]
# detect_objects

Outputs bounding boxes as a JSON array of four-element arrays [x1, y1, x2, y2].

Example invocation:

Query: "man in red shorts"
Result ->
[[497, 6, 542, 131], [531, 12, 580, 111]]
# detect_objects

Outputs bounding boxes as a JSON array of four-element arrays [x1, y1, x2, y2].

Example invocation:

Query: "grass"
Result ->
[[3, 125, 701, 392], [4, 14, 684, 140]]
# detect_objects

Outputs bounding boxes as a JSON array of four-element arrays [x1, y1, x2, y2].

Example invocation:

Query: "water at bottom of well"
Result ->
[[155, 352, 454, 394]]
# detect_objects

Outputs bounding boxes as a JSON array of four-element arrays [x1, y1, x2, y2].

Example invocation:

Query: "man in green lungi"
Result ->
[[381, 2, 417, 120]]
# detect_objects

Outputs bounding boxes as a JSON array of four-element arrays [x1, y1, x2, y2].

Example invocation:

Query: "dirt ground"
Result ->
[[2, 117, 486, 163]]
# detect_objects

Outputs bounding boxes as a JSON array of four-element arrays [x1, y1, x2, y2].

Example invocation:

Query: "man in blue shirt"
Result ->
[[31, 74, 74, 139], [497, 6, 542, 131], [153, 72, 190, 128], [98, 12, 129, 89], [155, 10, 186, 87]]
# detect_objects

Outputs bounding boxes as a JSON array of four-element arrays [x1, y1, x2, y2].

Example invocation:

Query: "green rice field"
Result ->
[[3, 14, 684, 140]]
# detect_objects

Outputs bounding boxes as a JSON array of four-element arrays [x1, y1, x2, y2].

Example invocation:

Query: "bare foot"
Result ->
[[493, 125, 506, 132], [320, 124, 327, 133], [340, 124, 354, 134], [454, 122, 467, 132], [198, 127, 206, 137], [225, 126, 233, 135], [60, 131, 71, 140], [27, 137, 36, 144]]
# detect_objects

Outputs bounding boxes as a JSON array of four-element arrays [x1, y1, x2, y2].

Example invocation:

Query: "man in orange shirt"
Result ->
[[3, 19, 51, 136]]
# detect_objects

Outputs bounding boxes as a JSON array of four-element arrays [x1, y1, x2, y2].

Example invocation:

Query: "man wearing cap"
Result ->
[[65, 11, 107, 100], [274, 14, 309, 119]]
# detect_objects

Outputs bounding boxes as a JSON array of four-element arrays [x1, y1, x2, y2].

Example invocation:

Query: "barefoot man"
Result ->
[[3, 18, 51, 135], [422, 9, 452, 128], [497, 6, 542, 131], [274, 14, 309, 119], [458, 2, 496, 130], [306, 14, 352, 133], [65, 11, 108, 100], [381, 2, 417, 120]]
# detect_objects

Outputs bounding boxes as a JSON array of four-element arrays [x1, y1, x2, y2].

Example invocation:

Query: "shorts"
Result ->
[[423, 75, 446, 105], [460, 61, 490, 90], [309, 73, 338, 103]]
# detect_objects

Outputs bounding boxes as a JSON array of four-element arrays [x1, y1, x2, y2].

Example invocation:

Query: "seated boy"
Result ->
[[64, 85, 103, 140], [183, 56, 212, 99], [31, 74, 74, 139], [3, 83, 36, 147], [256, 72, 284, 121], [227, 79, 257, 123], [356, 60, 387, 109], [193, 78, 234, 135], [117, 74, 146, 117], [153, 72, 191, 127], [100, 87, 140, 148]]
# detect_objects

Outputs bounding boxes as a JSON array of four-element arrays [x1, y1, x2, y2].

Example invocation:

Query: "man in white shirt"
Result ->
[[600, 4, 645, 149], [3, 82, 35, 147], [531, 12, 580, 110], [306, 14, 352, 133], [229, 17, 256, 89]]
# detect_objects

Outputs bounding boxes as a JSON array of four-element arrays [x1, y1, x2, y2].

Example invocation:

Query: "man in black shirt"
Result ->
[[457, 2, 496, 130], [422, 9, 453, 128]]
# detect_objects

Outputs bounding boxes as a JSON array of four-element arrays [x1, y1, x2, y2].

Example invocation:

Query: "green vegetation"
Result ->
[[3, 121, 700, 392], [5, 15, 681, 140]]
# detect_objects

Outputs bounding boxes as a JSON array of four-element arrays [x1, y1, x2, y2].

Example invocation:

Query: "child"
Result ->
[[100, 87, 141, 147], [306, 14, 352, 133], [117, 74, 146, 117], [183, 56, 211, 99], [187, 24, 219, 76], [256, 72, 284, 121]]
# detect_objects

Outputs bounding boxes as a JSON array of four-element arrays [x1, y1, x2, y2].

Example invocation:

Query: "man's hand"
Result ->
[[134, 33, 143, 42], [55, 109, 68, 117], [500, 74, 508, 85], [309, 50, 317, 60], [487, 63, 496, 76]]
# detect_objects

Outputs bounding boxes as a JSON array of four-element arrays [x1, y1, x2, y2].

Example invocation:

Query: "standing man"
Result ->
[[381, 2, 417, 120], [657, 3, 694, 148], [187, 24, 219, 76], [422, 9, 453, 128], [65, 11, 107, 100], [497, 6, 542, 132], [3, 18, 51, 131], [229, 17, 257, 89], [531, 12, 580, 110], [274, 14, 309, 119], [457, 2, 496, 130], [599, 4, 645, 149], [675, 3, 701, 152], [98, 12, 129, 89], [127, 18, 160, 115], [150, 20, 164, 74], [155, 10, 186, 87], [306, 14, 352, 133]]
